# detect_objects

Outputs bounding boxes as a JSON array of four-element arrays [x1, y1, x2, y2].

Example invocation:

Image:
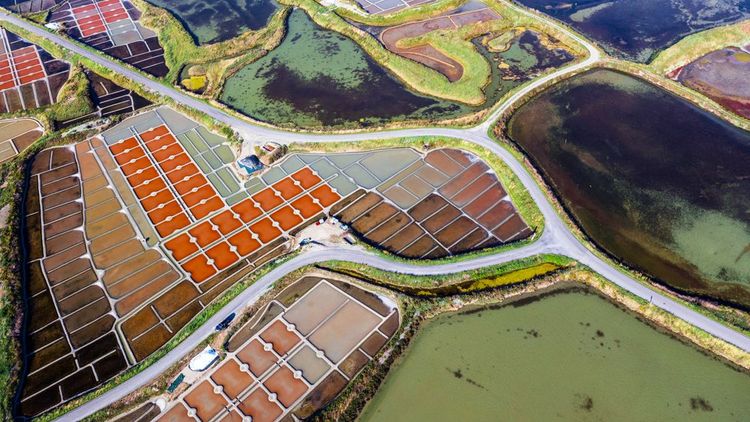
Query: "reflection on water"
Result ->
[[221, 10, 574, 128], [146, 0, 279, 44], [515, 0, 750, 62], [507, 69, 750, 308]]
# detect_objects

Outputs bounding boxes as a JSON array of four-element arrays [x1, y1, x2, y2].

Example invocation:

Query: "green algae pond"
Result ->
[[507, 69, 750, 310], [360, 288, 750, 421], [220, 9, 573, 128]]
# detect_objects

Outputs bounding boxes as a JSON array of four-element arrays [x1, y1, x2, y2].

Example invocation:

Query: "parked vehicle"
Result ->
[[215, 312, 236, 331]]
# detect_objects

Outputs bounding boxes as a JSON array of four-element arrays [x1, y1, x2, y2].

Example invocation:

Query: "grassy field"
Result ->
[[44, 65, 94, 123], [650, 19, 750, 74], [319, 254, 572, 289]]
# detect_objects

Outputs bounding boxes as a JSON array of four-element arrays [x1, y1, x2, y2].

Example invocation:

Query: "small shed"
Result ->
[[238, 155, 264, 175]]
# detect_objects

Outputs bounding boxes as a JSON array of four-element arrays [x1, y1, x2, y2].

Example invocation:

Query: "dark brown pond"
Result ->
[[507, 69, 750, 309]]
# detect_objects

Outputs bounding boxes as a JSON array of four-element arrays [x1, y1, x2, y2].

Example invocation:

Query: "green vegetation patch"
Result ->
[[44, 65, 94, 123], [650, 19, 750, 74], [130, 0, 289, 83]]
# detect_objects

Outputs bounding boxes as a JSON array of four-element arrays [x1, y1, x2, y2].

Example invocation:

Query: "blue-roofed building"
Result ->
[[238, 154, 264, 175]]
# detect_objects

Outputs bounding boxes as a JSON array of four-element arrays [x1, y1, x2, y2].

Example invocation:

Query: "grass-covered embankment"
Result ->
[[44, 65, 94, 124], [334, 0, 465, 26], [130, 0, 289, 84], [276, 0, 588, 107], [314, 265, 750, 420], [280, 0, 486, 104], [490, 61, 750, 337], [649, 19, 750, 75], [318, 254, 572, 293]]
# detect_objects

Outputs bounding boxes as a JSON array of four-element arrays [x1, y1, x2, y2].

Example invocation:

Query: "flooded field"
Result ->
[[220, 10, 573, 128], [507, 69, 750, 308], [146, 0, 278, 44], [677, 46, 750, 119], [476, 30, 574, 96], [515, 0, 750, 62], [361, 288, 750, 421], [220, 9, 459, 128]]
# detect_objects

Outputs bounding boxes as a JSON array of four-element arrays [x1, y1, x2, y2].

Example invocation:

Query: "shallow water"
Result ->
[[220, 10, 573, 128], [515, 0, 750, 62], [507, 69, 750, 308], [146, 0, 278, 44], [361, 289, 750, 421]]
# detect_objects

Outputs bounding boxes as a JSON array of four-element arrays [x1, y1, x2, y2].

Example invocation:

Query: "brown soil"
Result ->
[[408, 193, 448, 221], [51, 268, 97, 301], [40, 175, 78, 196], [260, 320, 301, 356], [463, 185, 506, 219], [360, 331, 389, 356], [47, 258, 92, 285], [339, 349, 369, 379], [184, 381, 227, 421], [263, 366, 308, 407], [121, 306, 160, 341], [165, 300, 203, 332], [152, 281, 201, 318], [476, 200, 515, 229], [449, 228, 492, 253], [43, 243, 87, 271], [62, 296, 110, 332], [89, 224, 136, 255], [129, 324, 172, 361], [45, 230, 84, 255], [44, 212, 83, 239], [69, 314, 116, 348], [424, 150, 464, 176], [421, 204, 461, 232], [237, 388, 283, 422], [364, 211, 411, 243], [85, 198, 122, 223], [292, 370, 347, 419], [438, 162, 486, 198], [57, 285, 105, 315], [434, 216, 479, 246], [42, 201, 80, 224], [400, 235, 439, 258], [337, 192, 382, 222], [237, 339, 279, 377], [492, 214, 527, 241], [450, 174, 497, 207], [211, 358, 255, 399], [381, 223, 426, 252]]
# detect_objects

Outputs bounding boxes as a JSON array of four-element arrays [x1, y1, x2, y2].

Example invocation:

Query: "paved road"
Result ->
[[2, 6, 749, 421]]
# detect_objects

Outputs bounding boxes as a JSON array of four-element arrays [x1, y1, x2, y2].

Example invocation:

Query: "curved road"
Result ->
[[1, 6, 748, 421]]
